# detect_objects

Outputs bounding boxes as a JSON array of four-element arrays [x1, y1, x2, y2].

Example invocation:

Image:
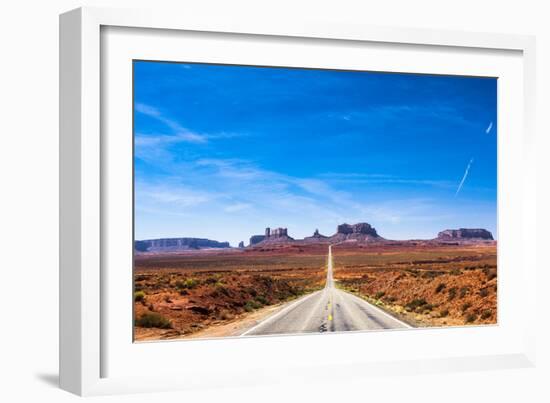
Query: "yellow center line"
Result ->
[[328, 314, 333, 321]]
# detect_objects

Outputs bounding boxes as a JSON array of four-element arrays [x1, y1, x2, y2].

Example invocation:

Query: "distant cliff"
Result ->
[[437, 228, 494, 241], [249, 227, 294, 246], [135, 237, 230, 252], [329, 222, 382, 242]]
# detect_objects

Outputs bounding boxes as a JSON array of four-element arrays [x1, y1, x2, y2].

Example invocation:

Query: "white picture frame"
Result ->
[[59, 6, 537, 396]]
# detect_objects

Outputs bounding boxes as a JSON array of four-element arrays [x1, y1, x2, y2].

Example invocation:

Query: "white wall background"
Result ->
[[0, 0, 548, 402]]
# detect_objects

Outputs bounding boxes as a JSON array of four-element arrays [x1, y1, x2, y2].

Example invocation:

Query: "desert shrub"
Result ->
[[175, 278, 199, 290], [405, 298, 428, 312], [483, 268, 497, 281], [479, 288, 489, 298], [465, 313, 477, 323], [255, 295, 269, 305], [448, 287, 457, 300], [374, 291, 386, 299], [134, 291, 145, 302], [215, 283, 231, 296], [450, 269, 461, 276], [385, 296, 396, 303], [423, 304, 434, 312], [244, 300, 263, 312], [435, 283, 446, 293], [422, 270, 444, 279], [135, 312, 171, 329], [481, 310, 492, 320], [216, 309, 235, 320], [205, 277, 218, 285], [439, 309, 449, 318], [461, 302, 472, 312], [459, 287, 469, 298], [209, 285, 231, 298]]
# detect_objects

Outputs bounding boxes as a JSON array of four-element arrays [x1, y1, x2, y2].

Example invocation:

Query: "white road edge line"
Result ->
[[240, 290, 322, 336], [345, 290, 412, 328]]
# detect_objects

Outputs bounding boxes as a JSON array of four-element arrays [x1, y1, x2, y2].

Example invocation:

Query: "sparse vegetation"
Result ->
[[465, 313, 477, 323], [135, 312, 172, 329], [332, 243, 496, 328], [448, 287, 457, 300], [134, 242, 497, 340], [134, 291, 145, 302], [134, 248, 327, 340], [481, 309, 492, 320], [175, 278, 199, 290], [244, 300, 263, 312], [405, 298, 428, 312], [435, 283, 446, 293]]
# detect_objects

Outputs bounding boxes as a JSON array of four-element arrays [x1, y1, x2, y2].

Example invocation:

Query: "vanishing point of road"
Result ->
[[241, 245, 411, 336]]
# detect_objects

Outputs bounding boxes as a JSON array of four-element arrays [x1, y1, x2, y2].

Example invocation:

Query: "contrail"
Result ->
[[455, 158, 474, 196], [486, 121, 493, 134]]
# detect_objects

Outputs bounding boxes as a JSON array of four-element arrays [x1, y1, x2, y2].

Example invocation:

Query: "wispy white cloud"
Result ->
[[224, 203, 252, 213], [328, 104, 470, 128], [135, 103, 207, 144], [319, 172, 454, 189], [486, 121, 493, 134], [455, 158, 474, 196], [136, 182, 213, 207]]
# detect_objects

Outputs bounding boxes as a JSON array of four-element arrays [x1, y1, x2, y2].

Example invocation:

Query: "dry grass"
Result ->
[[134, 247, 326, 340], [332, 243, 497, 327]]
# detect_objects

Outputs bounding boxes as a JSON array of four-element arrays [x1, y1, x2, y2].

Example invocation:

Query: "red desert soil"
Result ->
[[331, 242, 497, 327], [134, 245, 327, 341], [134, 242, 497, 340]]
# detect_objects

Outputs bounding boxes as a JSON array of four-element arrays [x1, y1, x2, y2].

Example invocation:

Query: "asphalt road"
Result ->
[[241, 245, 411, 336]]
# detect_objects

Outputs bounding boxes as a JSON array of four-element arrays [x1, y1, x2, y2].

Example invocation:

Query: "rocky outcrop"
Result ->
[[249, 235, 266, 246], [437, 228, 494, 241], [337, 223, 378, 236], [303, 229, 329, 242], [330, 222, 382, 242], [238, 241, 245, 248], [135, 237, 230, 252], [250, 227, 294, 246]]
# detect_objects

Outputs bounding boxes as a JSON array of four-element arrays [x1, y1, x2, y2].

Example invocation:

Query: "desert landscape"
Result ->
[[132, 61, 497, 342], [134, 223, 497, 341], [332, 242, 497, 327]]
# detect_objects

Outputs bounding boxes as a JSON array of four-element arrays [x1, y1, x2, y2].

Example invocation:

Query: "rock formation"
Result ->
[[437, 228, 494, 241], [249, 235, 266, 246], [303, 228, 329, 242], [238, 241, 245, 248], [329, 222, 382, 242], [135, 237, 231, 252], [250, 227, 294, 246]]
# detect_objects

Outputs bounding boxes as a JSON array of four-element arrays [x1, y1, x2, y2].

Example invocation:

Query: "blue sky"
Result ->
[[134, 61, 497, 246]]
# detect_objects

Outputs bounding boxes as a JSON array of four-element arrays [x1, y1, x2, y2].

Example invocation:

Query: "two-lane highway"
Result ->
[[241, 245, 410, 336]]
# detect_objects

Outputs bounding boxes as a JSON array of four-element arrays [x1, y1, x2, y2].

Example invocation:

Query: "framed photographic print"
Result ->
[[60, 7, 537, 396]]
